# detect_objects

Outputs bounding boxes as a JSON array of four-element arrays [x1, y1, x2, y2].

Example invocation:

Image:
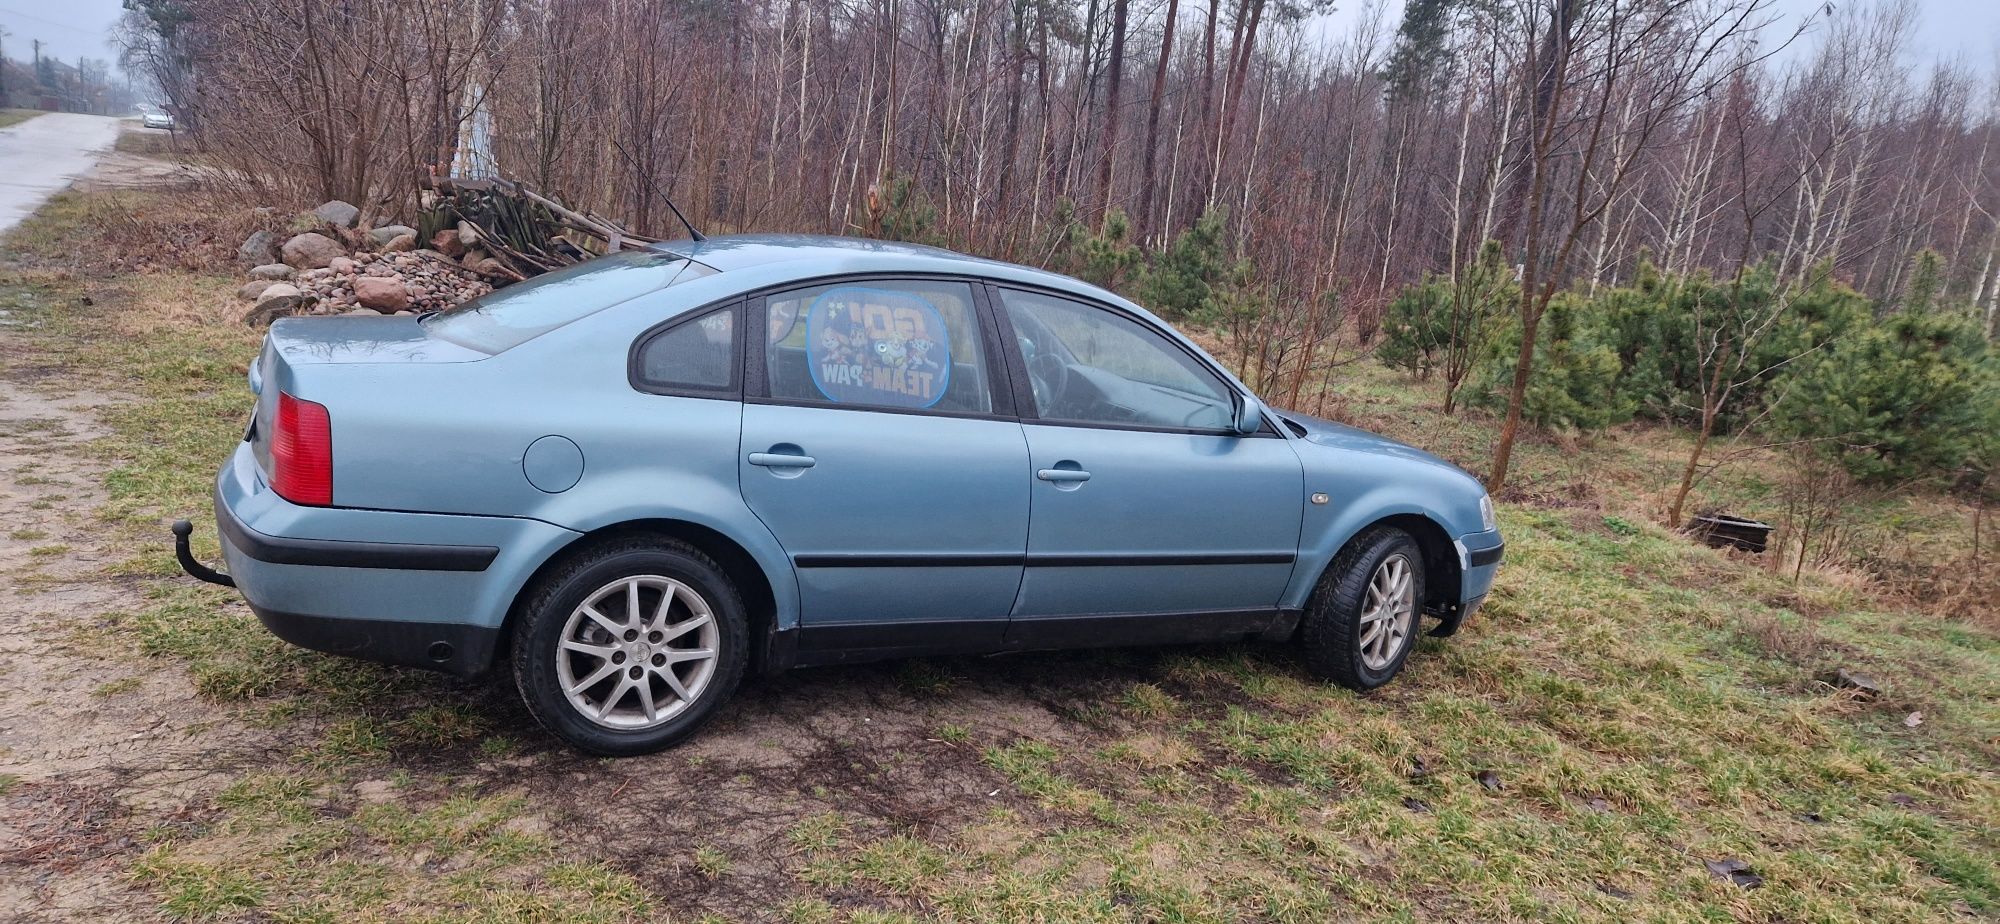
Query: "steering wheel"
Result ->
[[1027, 352, 1070, 414]]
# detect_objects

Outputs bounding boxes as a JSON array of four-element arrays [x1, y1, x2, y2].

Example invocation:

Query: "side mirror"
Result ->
[[1231, 391, 1265, 436]]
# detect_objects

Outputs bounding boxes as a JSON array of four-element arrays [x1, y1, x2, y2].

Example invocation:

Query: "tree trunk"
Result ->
[[1097, 0, 1130, 221], [996, 4, 1026, 234], [1194, 0, 1220, 207], [1137, 0, 1179, 237], [1486, 284, 1540, 493], [1667, 349, 1731, 529], [1210, 0, 1264, 205]]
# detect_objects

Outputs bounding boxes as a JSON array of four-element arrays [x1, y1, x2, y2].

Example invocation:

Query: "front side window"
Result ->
[[998, 289, 1232, 431], [636, 305, 737, 394], [764, 279, 992, 414]]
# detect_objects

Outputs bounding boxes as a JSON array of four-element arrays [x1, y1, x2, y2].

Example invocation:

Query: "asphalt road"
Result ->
[[0, 113, 124, 234]]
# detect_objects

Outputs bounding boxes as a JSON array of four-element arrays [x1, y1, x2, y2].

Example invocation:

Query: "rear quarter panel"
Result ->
[[298, 273, 801, 631]]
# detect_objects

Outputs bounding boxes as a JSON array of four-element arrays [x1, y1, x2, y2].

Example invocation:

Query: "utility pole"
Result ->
[[31, 39, 45, 108]]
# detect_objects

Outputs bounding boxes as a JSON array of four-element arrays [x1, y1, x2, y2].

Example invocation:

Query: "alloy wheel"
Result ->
[[555, 575, 720, 729], [1358, 553, 1415, 671]]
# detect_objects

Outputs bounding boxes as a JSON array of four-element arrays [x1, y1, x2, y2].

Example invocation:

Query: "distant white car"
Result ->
[[142, 110, 174, 130]]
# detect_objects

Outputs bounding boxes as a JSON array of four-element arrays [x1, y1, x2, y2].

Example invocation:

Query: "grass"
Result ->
[[131, 774, 637, 923], [1, 187, 1995, 922], [114, 129, 179, 156], [0, 108, 45, 130]]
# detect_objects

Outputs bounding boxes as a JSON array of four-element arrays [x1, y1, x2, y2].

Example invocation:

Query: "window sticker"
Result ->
[[768, 298, 800, 344], [696, 309, 734, 344], [805, 286, 952, 408]]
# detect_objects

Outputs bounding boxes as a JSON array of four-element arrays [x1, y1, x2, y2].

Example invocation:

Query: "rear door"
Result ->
[[992, 286, 1304, 644], [739, 278, 1029, 659]]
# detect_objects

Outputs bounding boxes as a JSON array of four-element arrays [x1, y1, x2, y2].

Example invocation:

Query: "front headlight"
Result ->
[[1479, 494, 1497, 532]]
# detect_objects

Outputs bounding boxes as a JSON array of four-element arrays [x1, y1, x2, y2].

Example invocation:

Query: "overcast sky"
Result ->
[[1, 0, 1995, 83], [0, 0, 126, 70], [1313, 0, 1999, 74]]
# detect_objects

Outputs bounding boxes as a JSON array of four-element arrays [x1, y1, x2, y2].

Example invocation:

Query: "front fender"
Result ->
[[1278, 434, 1492, 611], [1280, 485, 1451, 610]]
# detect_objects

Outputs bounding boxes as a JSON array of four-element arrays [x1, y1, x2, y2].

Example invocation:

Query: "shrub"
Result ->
[[1597, 261, 1866, 427], [1378, 240, 1514, 410], [871, 174, 942, 246], [1048, 202, 1143, 291], [1377, 277, 1453, 379], [1471, 292, 1633, 431], [1137, 208, 1234, 323], [1773, 309, 1999, 483]]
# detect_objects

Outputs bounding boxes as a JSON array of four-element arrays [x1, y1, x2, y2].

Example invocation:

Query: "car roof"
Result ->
[[638, 233, 1256, 397], [652, 233, 1106, 301]]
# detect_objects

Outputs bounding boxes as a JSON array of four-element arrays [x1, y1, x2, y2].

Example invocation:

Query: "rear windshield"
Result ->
[[421, 250, 714, 353]]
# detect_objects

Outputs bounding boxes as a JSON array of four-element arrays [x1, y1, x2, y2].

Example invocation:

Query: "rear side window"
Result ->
[[763, 279, 992, 414], [422, 251, 714, 353], [635, 305, 738, 395]]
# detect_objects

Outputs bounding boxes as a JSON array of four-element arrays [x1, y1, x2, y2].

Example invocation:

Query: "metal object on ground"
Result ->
[[1689, 514, 1773, 553]]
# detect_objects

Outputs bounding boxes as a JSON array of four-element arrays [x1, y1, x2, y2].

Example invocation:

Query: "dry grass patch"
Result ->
[[0, 109, 44, 130]]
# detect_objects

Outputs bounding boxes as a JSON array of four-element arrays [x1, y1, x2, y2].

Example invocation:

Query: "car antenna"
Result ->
[[661, 193, 705, 242], [608, 138, 706, 242]]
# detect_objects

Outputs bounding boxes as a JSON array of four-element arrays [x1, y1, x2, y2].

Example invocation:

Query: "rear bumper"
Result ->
[[248, 605, 502, 677], [217, 497, 500, 572], [212, 443, 580, 677]]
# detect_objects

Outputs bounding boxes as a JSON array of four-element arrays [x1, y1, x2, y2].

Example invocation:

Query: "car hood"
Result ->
[[1279, 412, 1469, 475]]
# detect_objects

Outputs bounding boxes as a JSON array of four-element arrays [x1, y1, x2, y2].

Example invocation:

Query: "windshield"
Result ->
[[421, 250, 713, 353]]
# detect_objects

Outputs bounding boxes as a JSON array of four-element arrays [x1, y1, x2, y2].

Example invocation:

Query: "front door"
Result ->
[[993, 287, 1303, 644], [739, 278, 1028, 658]]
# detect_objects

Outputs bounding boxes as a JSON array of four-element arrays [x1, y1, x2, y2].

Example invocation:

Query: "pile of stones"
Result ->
[[234, 199, 501, 326]]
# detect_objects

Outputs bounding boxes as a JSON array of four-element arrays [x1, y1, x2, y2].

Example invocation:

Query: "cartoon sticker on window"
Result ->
[[805, 287, 952, 408]]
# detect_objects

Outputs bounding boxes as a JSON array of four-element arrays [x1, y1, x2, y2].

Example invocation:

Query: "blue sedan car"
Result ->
[[178, 235, 1502, 754]]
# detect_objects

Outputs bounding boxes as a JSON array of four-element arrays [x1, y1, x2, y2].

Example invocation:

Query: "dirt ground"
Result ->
[[0, 347, 293, 920], [75, 149, 197, 194], [0, 316, 1137, 923], [0, 281, 1158, 922]]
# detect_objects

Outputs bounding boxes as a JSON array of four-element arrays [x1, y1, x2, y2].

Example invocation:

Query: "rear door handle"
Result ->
[[749, 452, 816, 469], [1036, 468, 1091, 483]]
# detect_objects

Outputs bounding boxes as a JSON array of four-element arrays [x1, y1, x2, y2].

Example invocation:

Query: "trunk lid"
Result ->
[[267, 314, 490, 366], [247, 315, 489, 481]]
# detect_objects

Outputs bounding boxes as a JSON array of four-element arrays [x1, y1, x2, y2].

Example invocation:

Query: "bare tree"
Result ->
[[116, 0, 2000, 380], [1486, 0, 1775, 491]]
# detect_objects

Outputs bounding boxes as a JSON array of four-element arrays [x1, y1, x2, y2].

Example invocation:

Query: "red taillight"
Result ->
[[271, 392, 333, 506]]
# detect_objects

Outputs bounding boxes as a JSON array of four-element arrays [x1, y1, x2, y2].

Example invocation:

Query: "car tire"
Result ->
[[1300, 527, 1425, 691], [512, 536, 749, 756]]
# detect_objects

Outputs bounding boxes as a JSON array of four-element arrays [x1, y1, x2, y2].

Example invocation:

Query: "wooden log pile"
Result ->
[[418, 177, 660, 281]]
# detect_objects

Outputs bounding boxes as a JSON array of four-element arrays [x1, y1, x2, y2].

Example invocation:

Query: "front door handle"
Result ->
[[749, 451, 816, 469], [1036, 468, 1091, 483]]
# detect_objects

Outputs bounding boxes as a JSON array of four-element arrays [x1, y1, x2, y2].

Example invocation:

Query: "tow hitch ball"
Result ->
[[171, 519, 235, 588]]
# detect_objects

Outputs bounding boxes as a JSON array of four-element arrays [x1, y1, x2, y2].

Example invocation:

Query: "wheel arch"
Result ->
[[1303, 512, 1462, 618], [1367, 513, 1462, 616], [499, 518, 786, 675]]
